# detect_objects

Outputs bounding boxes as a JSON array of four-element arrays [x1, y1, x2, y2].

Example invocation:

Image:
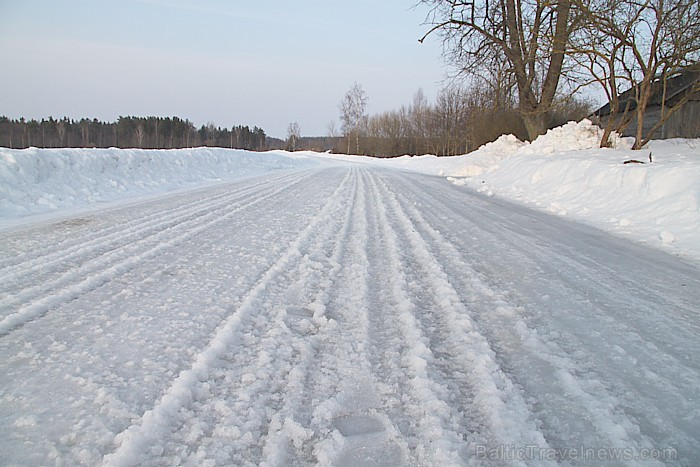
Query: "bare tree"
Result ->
[[135, 122, 145, 148], [81, 120, 91, 147], [326, 120, 339, 138], [432, 86, 471, 155], [573, 0, 700, 148], [339, 83, 368, 154], [206, 122, 217, 146], [421, 0, 575, 140], [366, 106, 412, 156], [57, 119, 67, 147], [570, 0, 633, 146], [286, 121, 301, 151], [409, 88, 431, 154]]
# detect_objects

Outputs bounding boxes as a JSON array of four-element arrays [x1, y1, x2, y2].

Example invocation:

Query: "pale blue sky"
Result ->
[[0, 0, 446, 137]]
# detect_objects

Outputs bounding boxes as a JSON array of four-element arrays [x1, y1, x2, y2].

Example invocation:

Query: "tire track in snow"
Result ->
[[384, 172, 695, 461], [102, 168, 357, 466], [0, 171, 315, 336], [383, 174, 622, 450], [0, 170, 304, 281], [354, 170, 469, 465], [0, 170, 311, 305], [176, 167, 359, 465], [258, 167, 367, 466], [276, 168, 410, 466], [372, 172, 552, 458]]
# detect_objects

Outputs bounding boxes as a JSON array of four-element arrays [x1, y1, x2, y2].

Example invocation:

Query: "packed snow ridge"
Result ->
[[1, 119, 699, 261]]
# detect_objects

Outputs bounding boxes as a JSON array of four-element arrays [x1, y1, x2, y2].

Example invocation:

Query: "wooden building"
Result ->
[[592, 64, 700, 139]]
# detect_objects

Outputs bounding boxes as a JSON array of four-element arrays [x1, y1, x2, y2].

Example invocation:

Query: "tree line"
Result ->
[[327, 85, 588, 158], [279, 79, 586, 158], [0, 116, 267, 151], [280, 83, 592, 157]]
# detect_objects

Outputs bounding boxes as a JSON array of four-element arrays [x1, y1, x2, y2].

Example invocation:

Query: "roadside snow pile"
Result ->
[[359, 133, 527, 178], [0, 147, 316, 221], [518, 119, 629, 155], [448, 134, 527, 178], [433, 120, 700, 261], [382, 120, 628, 179]]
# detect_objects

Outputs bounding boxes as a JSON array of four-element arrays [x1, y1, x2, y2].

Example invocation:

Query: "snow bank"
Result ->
[[517, 119, 629, 155], [383, 120, 700, 261], [0, 147, 317, 221], [472, 140, 700, 257]]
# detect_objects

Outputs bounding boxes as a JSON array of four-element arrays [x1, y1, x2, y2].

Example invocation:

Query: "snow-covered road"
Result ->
[[2, 164, 698, 466]]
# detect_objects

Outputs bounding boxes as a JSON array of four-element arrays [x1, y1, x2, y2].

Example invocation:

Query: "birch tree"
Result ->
[[339, 83, 368, 154], [287, 121, 301, 151]]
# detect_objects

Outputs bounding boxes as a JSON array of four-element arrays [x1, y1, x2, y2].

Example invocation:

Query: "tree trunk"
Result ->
[[633, 108, 645, 150], [633, 81, 653, 150], [521, 111, 550, 141], [600, 124, 614, 148]]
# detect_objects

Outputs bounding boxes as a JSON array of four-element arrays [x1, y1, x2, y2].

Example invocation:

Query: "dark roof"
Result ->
[[594, 63, 700, 117]]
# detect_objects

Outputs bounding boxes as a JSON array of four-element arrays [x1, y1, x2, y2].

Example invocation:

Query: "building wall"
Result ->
[[663, 100, 700, 138], [594, 98, 700, 139]]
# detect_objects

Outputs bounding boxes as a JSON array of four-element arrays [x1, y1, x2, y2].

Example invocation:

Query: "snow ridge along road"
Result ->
[[1, 164, 699, 466]]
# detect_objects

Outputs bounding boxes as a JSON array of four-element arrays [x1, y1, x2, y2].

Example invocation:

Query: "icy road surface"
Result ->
[[1, 164, 699, 466]]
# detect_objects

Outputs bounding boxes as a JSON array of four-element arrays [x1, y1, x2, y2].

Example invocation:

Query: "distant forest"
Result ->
[[0, 116, 267, 151]]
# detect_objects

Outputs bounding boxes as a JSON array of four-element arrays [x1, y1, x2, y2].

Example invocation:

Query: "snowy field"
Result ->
[[1, 122, 699, 465]]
